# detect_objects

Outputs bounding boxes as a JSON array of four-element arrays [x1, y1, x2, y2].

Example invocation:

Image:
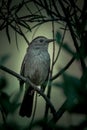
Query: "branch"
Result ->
[[43, 12, 56, 125], [34, 0, 64, 19], [0, 65, 56, 117], [49, 99, 68, 123], [43, 99, 68, 130], [58, 0, 86, 72], [51, 56, 75, 81]]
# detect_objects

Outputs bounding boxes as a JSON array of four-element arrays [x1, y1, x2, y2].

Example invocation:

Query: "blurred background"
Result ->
[[0, 0, 87, 130]]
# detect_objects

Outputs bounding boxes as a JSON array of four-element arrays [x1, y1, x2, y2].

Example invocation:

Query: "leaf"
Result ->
[[15, 2, 24, 13], [15, 27, 19, 50], [80, 68, 87, 93], [63, 43, 80, 59], [10, 91, 23, 112], [54, 73, 81, 98], [56, 31, 62, 44], [52, 0, 60, 16], [43, 0, 48, 7], [10, 102, 20, 113], [62, 73, 81, 97], [53, 82, 63, 88], [43, 0, 51, 16], [0, 91, 20, 115], [0, 92, 10, 115], [7, 0, 13, 7], [63, 43, 75, 56], [0, 76, 7, 90], [7, 0, 12, 10], [10, 24, 22, 35], [38, 0, 44, 6], [22, 21, 31, 31], [6, 24, 11, 43], [54, 73, 81, 111], [0, 123, 5, 130], [18, 21, 31, 31], [0, 54, 10, 65]]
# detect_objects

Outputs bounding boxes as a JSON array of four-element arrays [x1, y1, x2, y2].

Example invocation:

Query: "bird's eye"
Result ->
[[40, 39, 43, 42]]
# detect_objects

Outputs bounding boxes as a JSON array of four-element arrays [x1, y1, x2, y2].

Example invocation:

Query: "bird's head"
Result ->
[[30, 36, 55, 49]]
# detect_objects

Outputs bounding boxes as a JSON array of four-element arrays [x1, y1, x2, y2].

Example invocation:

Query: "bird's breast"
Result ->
[[24, 50, 50, 85]]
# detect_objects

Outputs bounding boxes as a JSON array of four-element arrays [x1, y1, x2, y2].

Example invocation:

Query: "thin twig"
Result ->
[[53, 24, 67, 65], [48, 20, 55, 99]]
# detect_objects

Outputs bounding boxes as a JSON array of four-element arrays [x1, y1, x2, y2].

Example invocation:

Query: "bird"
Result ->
[[19, 36, 54, 117]]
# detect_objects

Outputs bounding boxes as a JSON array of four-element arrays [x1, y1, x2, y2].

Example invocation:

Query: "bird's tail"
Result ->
[[19, 86, 34, 117]]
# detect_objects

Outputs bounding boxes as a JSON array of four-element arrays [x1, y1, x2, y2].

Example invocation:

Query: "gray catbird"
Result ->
[[19, 36, 54, 117]]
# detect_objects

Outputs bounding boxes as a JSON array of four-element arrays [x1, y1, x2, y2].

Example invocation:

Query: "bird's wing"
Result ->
[[19, 55, 34, 117], [41, 67, 50, 92]]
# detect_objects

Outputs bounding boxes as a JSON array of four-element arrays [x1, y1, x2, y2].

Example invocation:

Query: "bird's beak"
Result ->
[[47, 39, 56, 43]]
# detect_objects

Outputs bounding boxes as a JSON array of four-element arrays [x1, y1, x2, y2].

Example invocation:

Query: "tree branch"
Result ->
[[58, 0, 86, 72], [49, 99, 68, 123], [0, 65, 56, 118]]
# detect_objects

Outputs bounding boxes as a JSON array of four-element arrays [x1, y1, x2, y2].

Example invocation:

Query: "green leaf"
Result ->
[[6, 24, 11, 43], [0, 54, 10, 65], [53, 82, 63, 88], [54, 73, 81, 111], [62, 43, 79, 59], [80, 69, 87, 92], [0, 91, 20, 115], [7, 0, 12, 10], [0, 92, 10, 115], [62, 73, 81, 97], [63, 43, 75, 56], [0, 76, 7, 90], [18, 21, 31, 31], [9, 91, 22, 113], [15, 27, 19, 50], [56, 31, 62, 44], [15, 2, 24, 13]]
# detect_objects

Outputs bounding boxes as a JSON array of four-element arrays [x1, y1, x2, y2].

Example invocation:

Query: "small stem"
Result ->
[[47, 20, 55, 99]]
